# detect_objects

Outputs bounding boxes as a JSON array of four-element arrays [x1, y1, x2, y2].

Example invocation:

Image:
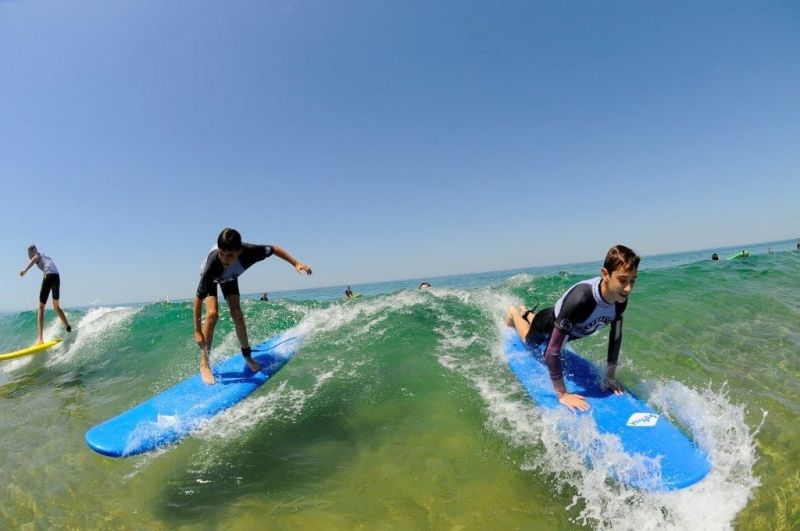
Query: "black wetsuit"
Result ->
[[525, 276, 626, 383], [196, 244, 274, 299], [33, 253, 61, 304]]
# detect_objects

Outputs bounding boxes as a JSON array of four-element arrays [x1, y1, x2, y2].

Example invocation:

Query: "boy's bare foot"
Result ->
[[36, 338, 44, 345], [244, 357, 261, 372], [505, 306, 517, 327], [200, 363, 216, 385], [506, 305, 535, 327]]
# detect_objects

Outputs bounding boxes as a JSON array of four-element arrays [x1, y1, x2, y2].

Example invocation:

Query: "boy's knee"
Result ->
[[206, 310, 219, 324]]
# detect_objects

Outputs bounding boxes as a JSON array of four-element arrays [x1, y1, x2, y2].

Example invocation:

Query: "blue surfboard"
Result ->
[[504, 331, 710, 490], [86, 333, 303, 458]]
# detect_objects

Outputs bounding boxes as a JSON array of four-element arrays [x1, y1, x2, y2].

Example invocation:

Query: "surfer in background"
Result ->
[[419, 282, 431, 290], [19, 245, 73, 344], [260, 292, 269, 301], [344, 286, 353, 299], [505, 245, 640, 412], [194, 228, 312, 385]]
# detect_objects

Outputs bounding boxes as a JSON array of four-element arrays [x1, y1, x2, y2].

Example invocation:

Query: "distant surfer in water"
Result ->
[[19, 244, 72, 344], [419, 282, 431, 290], [194, 228, 312, 385], [505, 245, 640, 412], [345, 286, 353, 299]]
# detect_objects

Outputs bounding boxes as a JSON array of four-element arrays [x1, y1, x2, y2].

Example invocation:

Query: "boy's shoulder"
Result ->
[[562, 276, 600, 296]]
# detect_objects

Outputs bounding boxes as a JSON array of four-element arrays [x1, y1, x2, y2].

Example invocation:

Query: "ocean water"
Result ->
[[1, 240, 798, 530]]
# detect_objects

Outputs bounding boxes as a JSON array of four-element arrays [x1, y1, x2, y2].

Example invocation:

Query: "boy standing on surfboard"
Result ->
[[505, 245, 640, 412], [19, 245, 73, 344], [194, 228, 312, 385]]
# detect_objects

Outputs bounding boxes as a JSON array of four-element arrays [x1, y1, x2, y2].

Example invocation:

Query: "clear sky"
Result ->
[[2, 0, 798, 310]]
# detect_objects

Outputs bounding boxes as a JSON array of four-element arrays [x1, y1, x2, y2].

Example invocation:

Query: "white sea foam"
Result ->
[[193, 361, 342, 442], [46, 306, 139, 365]]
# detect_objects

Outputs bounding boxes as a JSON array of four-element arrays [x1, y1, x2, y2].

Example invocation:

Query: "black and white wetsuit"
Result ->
[[525, 276, 626, 382], [33, 253, 61, 304], [196, 244, 274, 300]]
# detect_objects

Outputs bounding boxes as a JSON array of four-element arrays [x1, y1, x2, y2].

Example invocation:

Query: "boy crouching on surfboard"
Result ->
[[505, 244, 640, 412], [194, 228, 312, 385]]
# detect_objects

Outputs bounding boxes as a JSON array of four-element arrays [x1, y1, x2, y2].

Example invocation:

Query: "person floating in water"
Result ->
[[419, 282, 431, 290], [344, 286, 354, 299], [194, 228, 312, 385], [19, 245, 72, 344], [505, 245, 640, 412], [260, 292, 269, 301], [711, 253, 719, 260]]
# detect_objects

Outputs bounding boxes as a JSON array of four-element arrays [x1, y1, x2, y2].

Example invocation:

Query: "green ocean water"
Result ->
[[1, 246, 799, 530]]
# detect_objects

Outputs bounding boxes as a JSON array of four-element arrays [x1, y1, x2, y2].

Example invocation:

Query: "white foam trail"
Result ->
[[0, 319, 67, 373], [293, 290, 428, 341], [209, 291, 418, 359], [193, 361, 343, 441], [0, 350, 40, 373], [46, 306, 139, 366]]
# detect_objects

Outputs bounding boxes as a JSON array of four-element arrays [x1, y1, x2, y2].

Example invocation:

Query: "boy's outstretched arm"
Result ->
[[193, 296, 206, 347], [19, 255, 38, 276], [271, 245, 312, 275], [545, 328, 591, 411], [603, 319, 624, 395]]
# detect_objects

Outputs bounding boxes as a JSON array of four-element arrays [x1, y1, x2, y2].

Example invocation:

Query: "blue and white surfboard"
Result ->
[[86, 333, 302, 458], [504, 330, 710, 490]]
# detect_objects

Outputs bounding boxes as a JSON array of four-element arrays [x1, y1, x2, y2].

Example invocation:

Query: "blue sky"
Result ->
[[2, 0, 798, 310]]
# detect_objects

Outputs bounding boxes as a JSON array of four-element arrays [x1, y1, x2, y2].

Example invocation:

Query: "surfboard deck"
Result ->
[[85, 333, 303, 458], [503, 330, 710, 490], [0, 338, 62, 361]]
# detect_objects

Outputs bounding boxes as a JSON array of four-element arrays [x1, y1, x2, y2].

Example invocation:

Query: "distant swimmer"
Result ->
[[711, 253, 719, 261], [344, 286, 353, 299], [419, 282, 431, 290], [194, 228, 312, 385], [505, 245, 639, 412], [260, 292, 269, 301], [19, 244, 72, 344]]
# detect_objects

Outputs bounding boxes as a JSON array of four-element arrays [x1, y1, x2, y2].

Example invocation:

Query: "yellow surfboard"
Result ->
[[0, 338, 62, 361]]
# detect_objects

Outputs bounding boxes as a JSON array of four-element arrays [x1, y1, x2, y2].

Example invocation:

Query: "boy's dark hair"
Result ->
[[217, 228, 243, 251], [603, 245, 640, 273], [27, 244, 37, 253]]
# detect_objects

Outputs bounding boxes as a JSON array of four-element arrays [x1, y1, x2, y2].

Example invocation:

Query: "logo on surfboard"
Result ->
[[626, 412, 659, 427]]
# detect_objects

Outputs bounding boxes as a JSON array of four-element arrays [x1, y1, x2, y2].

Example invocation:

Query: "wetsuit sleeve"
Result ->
[[239, 244, 274, 268], [196, 251, 221, 299], [554, 284, 595, 336], [544, 327, 569, 381], [607, 317, 622, 366]]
